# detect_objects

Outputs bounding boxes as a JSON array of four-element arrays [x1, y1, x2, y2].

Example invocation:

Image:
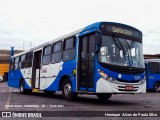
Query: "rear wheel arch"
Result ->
[[61, 78, 77, 101], [154, 81, 160, 92], [19, 78, 32, 94], [19, 78, 24, 88], [59, 75, 71, 91]]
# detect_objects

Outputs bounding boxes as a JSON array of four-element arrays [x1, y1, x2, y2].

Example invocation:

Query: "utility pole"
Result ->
[[23, 41, 25, 50], [28, 41, 33, 49]]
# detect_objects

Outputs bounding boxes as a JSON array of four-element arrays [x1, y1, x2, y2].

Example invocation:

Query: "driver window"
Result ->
[[100, 46, 110, 63]]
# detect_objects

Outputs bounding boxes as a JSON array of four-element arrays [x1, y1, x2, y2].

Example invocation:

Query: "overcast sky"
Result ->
[[0, 0, 160, 54]]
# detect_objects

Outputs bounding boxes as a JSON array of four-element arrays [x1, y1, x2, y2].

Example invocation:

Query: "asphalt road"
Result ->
[[0, 81, 160, 120]]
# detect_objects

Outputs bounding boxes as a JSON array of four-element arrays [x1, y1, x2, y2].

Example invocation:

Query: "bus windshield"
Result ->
[[98, 35, 144, 68]]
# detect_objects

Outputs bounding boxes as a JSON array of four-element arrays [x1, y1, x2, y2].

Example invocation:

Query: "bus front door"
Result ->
[[32, 50, 42, 89], [78, 33, 95, 92]]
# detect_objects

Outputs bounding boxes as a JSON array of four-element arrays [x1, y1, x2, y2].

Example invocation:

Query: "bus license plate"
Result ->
[[125, 85, 133, 90]]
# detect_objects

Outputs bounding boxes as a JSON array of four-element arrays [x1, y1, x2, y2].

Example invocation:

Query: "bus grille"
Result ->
[[99, 62, 145, 75], [109, 67, 144, 75], [117, 85, 139, 92], [116, 79, 140, 83]]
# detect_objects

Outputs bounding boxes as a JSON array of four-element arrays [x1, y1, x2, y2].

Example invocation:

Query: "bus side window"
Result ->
[[25, 52, 33, 68], [10, 58, 15, 70], [51, 42, 62, 64], [148, 62, 160, 74], [14, 57, 19, 70], [19, 55, 25, 69], [19, 56, 22, 69], [63, 37, 75, 61], [42, 45, 51, 65], [20, 54, 26, 69]]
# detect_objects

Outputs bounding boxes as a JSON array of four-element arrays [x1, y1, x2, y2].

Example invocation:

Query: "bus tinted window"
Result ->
[[89, 34, 95, 60], [21, 54, 26, 62], [10, 58, 14, 70], [44, 45, 51, 55], [63, 37, 75, 61], [19, 54, 26, 69], [25, 52, 33, 68], [64, 37, 75, 50], [42, 45, 51, 65], [52, 42, 62, 63], [14, 57, 19, 70], [53, 42, 62, 53], [26, 52, 33, 60], [148, 62, 160, 74], [63, 49, 75, 61], [15, 57, 19, 64]]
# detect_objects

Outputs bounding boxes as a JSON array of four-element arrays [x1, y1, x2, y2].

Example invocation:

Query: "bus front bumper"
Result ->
[[96, 78, 146, 93]]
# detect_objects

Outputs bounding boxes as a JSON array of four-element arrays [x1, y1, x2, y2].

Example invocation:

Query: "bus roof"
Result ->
[[12, 21, 142, 58], [12, 28, 84, 58]]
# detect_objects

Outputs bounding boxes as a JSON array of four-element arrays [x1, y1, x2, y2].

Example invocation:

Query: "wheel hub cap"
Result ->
[[64, 83, 71, 96]]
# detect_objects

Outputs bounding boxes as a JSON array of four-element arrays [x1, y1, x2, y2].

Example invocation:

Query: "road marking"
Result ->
[[5, 88, 12, 110]]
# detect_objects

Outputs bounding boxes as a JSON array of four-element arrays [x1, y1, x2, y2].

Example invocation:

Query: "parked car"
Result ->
[[0, 75, 3, 82]]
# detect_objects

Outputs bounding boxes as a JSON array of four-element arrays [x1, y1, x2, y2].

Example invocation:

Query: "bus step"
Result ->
[[32, 88, 39, 92]]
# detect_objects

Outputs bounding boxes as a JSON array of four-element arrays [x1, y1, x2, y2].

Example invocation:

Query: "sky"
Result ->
[[0, 0, 160, 54]]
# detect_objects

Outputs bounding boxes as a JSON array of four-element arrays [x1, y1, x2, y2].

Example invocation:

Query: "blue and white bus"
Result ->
[[145, 59, 160, 92], [8, 22, 146, 101]]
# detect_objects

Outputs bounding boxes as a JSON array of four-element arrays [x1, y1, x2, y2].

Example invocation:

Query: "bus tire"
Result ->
[[20, 80, 32, 94], [154, 82, 160, 92], [62, 79, 77, 101], [97, 93, 112, 102]]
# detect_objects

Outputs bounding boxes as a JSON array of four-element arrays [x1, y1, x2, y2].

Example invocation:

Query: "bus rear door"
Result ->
[[32, 50, 42, 89]]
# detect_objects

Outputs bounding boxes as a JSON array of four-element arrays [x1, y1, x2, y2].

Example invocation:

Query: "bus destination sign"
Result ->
[[100, 23, 142, 40], [111, 26, 132, 36]]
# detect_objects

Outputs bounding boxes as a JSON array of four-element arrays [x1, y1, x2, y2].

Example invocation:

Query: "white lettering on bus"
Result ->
[[112, 27, 132, 36]]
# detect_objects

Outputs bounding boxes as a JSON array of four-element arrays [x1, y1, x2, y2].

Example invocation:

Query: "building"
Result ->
[[0, 49, 23, 79], [144, 54, 160, 59]]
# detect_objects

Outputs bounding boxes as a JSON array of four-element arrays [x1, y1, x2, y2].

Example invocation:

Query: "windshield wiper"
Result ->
[[112, 35, 127, 60], [126, 40, 133, 59], [112, 36, 121, 50]]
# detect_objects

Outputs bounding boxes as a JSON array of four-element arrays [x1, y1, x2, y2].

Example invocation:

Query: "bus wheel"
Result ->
[[20, 80, 32, 94], [97, 93, 112, 102], [62, 79, 77, 101], [154, 82, 160, 92]]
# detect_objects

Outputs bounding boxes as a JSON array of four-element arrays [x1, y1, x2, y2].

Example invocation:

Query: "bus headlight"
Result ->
[[140, 79, 145, 84], [139, 75, 146, 84], [98, 69, 115, 83], [143, 75, 146, 80]]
